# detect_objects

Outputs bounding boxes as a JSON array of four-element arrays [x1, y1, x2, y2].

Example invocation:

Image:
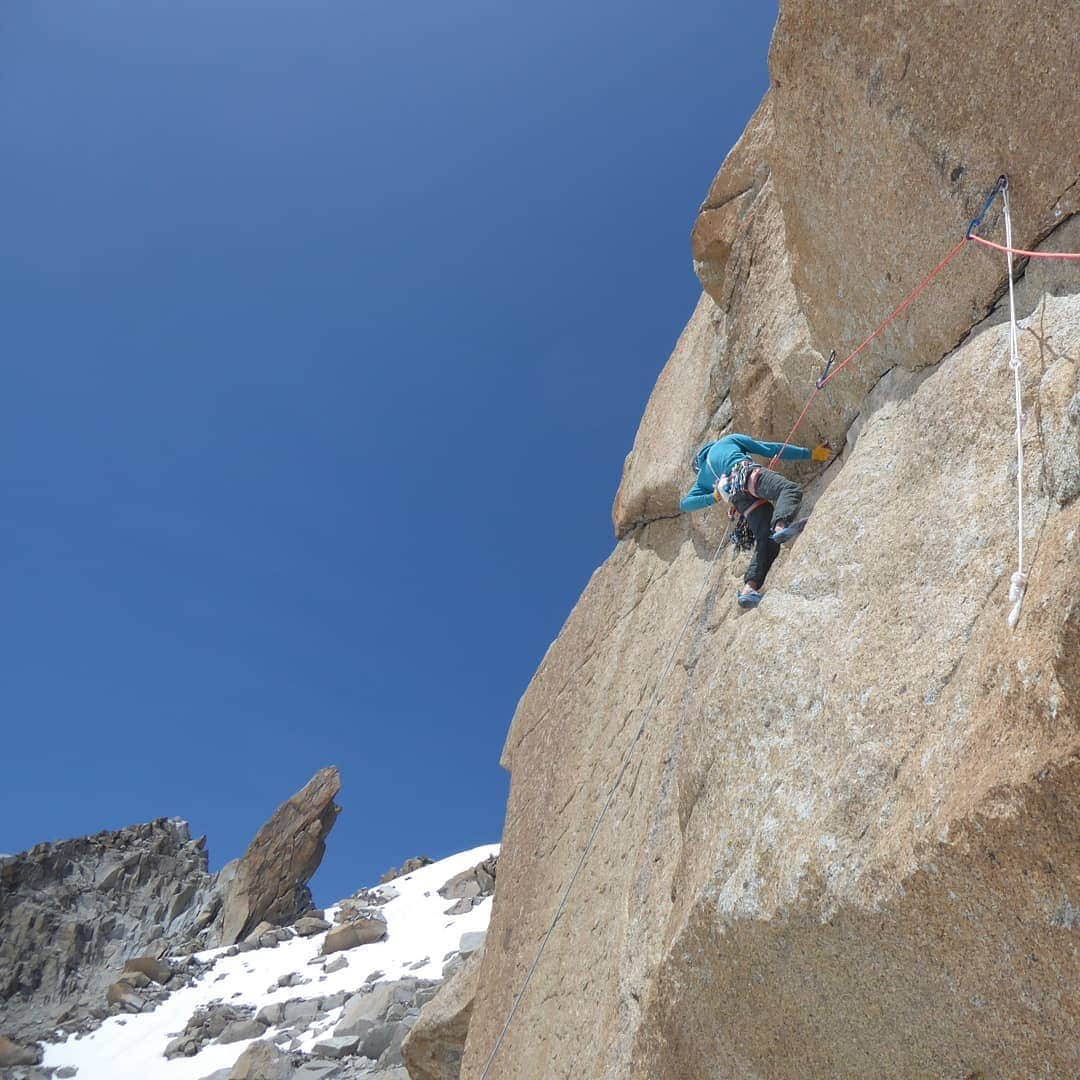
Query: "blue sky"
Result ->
[[0, 1, 776, 902]]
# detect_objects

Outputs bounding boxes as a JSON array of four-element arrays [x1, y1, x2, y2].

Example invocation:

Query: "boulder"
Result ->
[[333, 899, 388, 925], [323, 955, 348, 974], [319, 990, 349, 1011], [402, 951, 482, 1080], [332, 1014, 376, 1043], [218, 1018, 268, 1044], [105, 981, 146, 1013], [166, 1003, 254, 1057], [243, 920, 275, 944], [437, 856, 497, 901], [227, 1040, 295, 1080], [293, 1064, 341, 1080], [378, 856, 432, 883], [0, 1036, 43, 1067], [122, 955, 173, 985], [255, 1002, 286, 1027], [456, 932, 485, 957], [281, 998, 321, 1027], [165, 1034, 200, 1059], [321, 916, 386, 955], [219, 767, 342, 945], [203, 1005, 249, 1040], [293, 916, 330, 937], [361, 1021, 410, 1063], [311, 1034, 361, 1059], [333, 980, 408, 1036]]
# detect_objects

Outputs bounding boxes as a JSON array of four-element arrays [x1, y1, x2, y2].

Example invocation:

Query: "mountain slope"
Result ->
[[34, 846, 497, 1080]]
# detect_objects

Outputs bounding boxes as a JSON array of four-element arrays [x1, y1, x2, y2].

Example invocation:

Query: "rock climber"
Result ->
[[680, 433, 830, 609]]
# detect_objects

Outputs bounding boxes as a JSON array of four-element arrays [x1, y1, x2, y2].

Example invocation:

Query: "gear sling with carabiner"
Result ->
[[716, 459, 769, 551]]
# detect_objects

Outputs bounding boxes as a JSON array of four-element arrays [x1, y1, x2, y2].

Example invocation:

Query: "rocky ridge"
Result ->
[[1, 845, 497, 1080], [464, 2, 1080, 1078], [1, 769, 342, 1051], [0, 819, 217, 1046]]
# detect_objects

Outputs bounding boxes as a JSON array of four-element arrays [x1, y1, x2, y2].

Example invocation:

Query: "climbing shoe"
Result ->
[[736, 588, 762, 609], [772, 518, 808, 544]]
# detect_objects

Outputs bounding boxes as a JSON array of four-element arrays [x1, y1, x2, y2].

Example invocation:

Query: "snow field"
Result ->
[[42, 844, 499, 1080]]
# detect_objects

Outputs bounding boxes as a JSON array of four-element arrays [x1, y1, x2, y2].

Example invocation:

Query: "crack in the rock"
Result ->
[[699, 182, 755, 215], [621, 510, 681, 536]]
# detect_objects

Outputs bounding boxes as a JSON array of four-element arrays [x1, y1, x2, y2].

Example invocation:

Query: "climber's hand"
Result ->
[[811, 443, 831, 462]]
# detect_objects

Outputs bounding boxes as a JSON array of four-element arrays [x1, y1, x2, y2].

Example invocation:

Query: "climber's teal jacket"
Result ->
[[680, 435, 811, 512]]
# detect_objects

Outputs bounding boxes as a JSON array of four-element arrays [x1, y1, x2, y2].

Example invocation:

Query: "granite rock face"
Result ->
[[220, 766, 342, 945], [463, 2, 1080, 1076], [0, 818, 215, 1043], [765, 0, 1080, 421], [632, 0, 1080, 542]]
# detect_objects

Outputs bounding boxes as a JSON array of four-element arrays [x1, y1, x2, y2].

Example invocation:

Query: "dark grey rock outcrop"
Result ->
[[0, 818, 215, 1043], [0, 767, 342, 1049]]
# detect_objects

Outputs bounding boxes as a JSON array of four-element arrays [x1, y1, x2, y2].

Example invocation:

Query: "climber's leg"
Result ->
[[752, 467, 804, 532], [743, 501, 780, 590]]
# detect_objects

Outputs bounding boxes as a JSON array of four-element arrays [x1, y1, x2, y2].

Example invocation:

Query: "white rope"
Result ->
[[479, 524, 730, 1079], [1001, 181, 1027, 630]]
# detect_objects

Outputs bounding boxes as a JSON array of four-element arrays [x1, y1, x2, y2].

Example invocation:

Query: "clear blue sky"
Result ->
[[0, 1, 776, 903]]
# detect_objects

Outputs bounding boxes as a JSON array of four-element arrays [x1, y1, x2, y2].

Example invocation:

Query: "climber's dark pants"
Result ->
[[734, 468, 803, 587]]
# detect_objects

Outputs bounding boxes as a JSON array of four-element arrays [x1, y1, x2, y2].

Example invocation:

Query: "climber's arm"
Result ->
[[730, 434, 812, 462], [680, 484, 719, 512]]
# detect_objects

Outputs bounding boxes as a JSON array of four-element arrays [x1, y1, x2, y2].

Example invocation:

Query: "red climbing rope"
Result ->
[[767, 217, 1080, 468], [968, 234, 1080, 259], [768, 235, 968, 465]]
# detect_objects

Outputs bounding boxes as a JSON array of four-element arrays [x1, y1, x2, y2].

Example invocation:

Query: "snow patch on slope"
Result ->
[[42, 845, 498, 1080]]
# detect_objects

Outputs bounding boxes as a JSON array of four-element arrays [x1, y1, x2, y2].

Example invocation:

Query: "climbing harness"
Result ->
[[480, 176, 1080, 1076], [715, 460, 768, 552], [697, 449, 767, 551], [712, 460, 773, 552], [717, 458, 761, 502]]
